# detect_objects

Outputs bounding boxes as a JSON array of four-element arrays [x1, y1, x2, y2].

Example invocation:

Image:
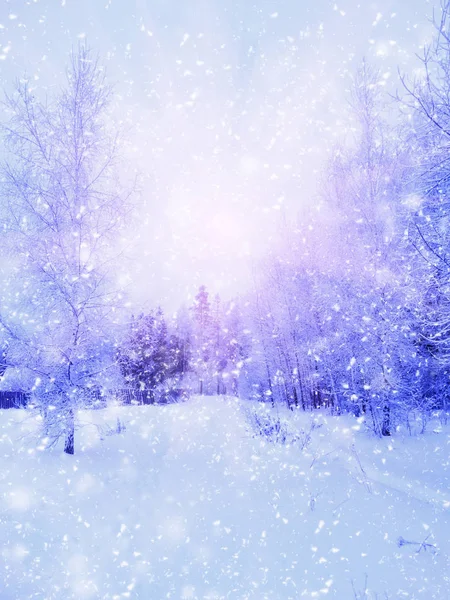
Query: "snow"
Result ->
[[0, 397, 449, 599]]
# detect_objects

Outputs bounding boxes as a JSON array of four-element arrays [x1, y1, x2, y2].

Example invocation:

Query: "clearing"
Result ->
[[0, 396, 449, 599]]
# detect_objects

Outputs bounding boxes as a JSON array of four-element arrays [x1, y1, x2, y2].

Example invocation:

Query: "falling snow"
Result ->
[[0, 0, 449, 598]]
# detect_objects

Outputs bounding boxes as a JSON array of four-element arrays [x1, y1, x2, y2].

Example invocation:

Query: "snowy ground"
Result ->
[[0, 396, 449, 599]]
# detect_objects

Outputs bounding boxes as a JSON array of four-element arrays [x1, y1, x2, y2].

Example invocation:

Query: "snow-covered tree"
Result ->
[[190, 285, 214, 394], [399, 0, 450, 415], [240, 61, 425, 435], [117, 309, 186, 402], [0, 44, 133, 453], [221, 299, 251, 396], [311, 61, 419, 434]]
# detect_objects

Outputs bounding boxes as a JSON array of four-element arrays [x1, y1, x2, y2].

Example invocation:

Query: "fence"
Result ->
[[103, 389, 154, 405], [0, 391, 29, 409], [0, 388, 187, 409], [106, 388, 187, 405]]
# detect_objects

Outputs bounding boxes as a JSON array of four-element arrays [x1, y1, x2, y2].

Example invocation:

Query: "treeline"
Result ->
[[133, 6, 450, 437], [241, 6, 450, 435], [116, 287, 250, 401]]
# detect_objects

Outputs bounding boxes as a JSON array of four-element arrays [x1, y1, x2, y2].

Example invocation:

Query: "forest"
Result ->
[[1, 2, 450, 599], [3, 6, 450, 453]]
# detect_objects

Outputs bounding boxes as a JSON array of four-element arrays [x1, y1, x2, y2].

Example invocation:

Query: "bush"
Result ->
[[246, 406, 321, 448]]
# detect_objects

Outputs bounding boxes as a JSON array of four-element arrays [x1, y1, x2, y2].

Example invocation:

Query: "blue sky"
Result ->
[[0, 0, 436, 310]]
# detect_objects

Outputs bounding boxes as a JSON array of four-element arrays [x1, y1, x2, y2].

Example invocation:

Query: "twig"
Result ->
[[397, 534, 437, 554]]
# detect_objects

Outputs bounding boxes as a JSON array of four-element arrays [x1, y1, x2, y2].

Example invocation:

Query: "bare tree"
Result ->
[[0, 43, 133, 454], [398, 1, 450, 416]]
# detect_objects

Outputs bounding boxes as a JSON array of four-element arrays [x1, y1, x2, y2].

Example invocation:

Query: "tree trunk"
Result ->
[[295, 357, 306, 411], [381, 401, 391, 437], [292, 386, 299, 409], [64, 408, 75, 455]]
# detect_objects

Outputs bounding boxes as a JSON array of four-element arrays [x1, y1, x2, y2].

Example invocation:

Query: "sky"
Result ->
[[0, 0, 437, 311]]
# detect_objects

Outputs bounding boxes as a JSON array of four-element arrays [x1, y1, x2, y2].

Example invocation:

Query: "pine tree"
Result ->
[[191, 285, 213, 394], [117, 309, 184, 403]]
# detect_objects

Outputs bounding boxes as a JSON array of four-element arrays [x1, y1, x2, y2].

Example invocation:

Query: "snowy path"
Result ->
[[0, 397, 449, 599]]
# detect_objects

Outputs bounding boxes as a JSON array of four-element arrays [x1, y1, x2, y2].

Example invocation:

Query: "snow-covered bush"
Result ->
[[246, 405, 321, 447]]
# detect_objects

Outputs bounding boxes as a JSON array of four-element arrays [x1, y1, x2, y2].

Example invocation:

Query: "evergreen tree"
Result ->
[[117, 309, 185, 403], [191, 285, 213, 394]]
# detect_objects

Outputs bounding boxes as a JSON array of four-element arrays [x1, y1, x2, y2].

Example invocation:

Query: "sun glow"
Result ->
[[206, 211, 248, 251]]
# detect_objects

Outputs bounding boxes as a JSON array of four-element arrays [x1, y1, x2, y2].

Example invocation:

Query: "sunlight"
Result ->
[[206, 211, 247, 250], [0, 1, 448, 598]]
